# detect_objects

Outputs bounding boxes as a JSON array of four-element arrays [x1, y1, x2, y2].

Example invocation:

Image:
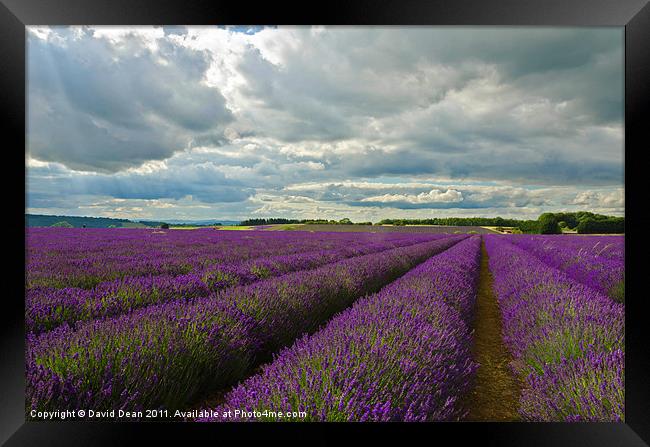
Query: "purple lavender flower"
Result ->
[[484, 235, 624, 421], [197, 236, 481, 422], [27, 232, 446, 335], [27, 234, 465, 415], [505, 235, 624, 302]]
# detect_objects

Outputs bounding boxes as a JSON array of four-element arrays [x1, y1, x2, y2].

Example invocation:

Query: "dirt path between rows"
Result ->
[[464, 239, 521, 421]]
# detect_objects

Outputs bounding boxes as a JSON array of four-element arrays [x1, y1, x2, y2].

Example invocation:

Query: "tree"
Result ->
[[51, 221, 73, 228], [160, 223, 170, 229], [240, 218, 301, 226], [538, 213, 561, 234], [576, 217, 624, 234], [517, 220, 540, 234], [556, 213, 578, 229]]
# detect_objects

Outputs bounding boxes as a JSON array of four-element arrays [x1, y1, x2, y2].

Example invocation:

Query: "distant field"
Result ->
[[120, 222, 148, 228], [214, 225, 254, 230], [263, 223, 306, 231], [263, 224, 500, 234], [480, 226, 517, 234]]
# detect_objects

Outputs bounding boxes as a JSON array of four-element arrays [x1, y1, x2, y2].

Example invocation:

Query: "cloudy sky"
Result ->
[[26, 26, 624, 222]]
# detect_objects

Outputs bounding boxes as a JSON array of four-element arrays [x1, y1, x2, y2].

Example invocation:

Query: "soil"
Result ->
[[463, 239, 522, 421]]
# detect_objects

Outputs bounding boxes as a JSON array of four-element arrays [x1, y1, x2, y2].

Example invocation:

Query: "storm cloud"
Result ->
[[28, 27, 233, 172], [26, 26, 624, 221]]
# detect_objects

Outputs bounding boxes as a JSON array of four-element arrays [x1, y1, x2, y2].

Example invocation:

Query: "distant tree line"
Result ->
[[26, 214, 171, 229], [561, 212, 624, 234], [137, 220, 170, 227], [302, 218, 373, 226], [575, 219, 624, 234], [27, 214, 133, 228], [377, 217, 524, 227], [535, 212, 624, 234], [26, 214, 237, 230], [241, 212, 623, 234], [51, 221, 74, 228], [239, 218, 302, 225], [379, 212, 624, 234], [239, 218, 373, 226]]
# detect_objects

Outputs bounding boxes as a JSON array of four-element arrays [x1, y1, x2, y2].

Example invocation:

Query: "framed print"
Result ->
[[2, 0, 649, 445]]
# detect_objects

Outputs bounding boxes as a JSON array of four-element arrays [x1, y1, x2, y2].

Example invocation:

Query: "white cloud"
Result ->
[[362, 189, 464, 204], [26, 26, 624, 221], [28, 27, 233, 172], [571, 189, 624, 208]]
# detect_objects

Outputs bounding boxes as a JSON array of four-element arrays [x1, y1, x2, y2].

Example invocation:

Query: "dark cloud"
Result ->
[[235, 27, 622, 138], [28, 28, 233, 172], [323, 146, 622, 186], [27, 159, 253, 204], [26, 27, 624, 220]]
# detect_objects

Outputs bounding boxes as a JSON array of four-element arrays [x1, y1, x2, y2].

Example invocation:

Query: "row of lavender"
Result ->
[[28, 228, 435, 289], [484, 235, 624, 421], [27, 235, 466, 414], [505, 235, 624, 302], [197, 236, 482, 421], [27, 234, 444, 335]]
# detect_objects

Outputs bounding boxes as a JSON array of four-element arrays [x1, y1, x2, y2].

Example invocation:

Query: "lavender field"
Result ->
[[25, 228, 624, 422]]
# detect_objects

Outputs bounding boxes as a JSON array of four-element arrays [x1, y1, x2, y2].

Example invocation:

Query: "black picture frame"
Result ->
[[2, 0, 648, 445]]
